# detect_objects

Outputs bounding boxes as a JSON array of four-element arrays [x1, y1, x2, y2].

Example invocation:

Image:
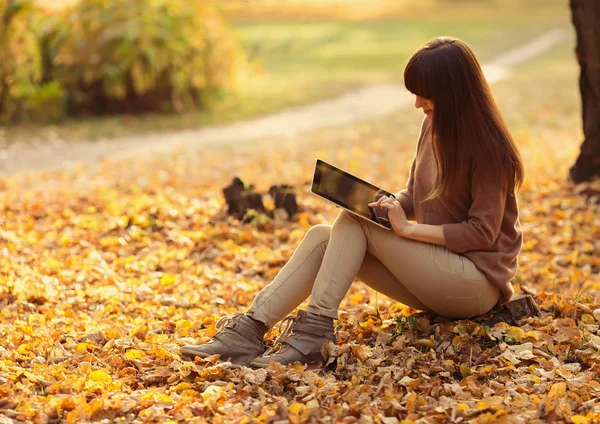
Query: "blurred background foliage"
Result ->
[[0, 0, 50, 123], [0, 0, 242, 122], [1, 0, 568, 137], [221, 0, 559, 20]]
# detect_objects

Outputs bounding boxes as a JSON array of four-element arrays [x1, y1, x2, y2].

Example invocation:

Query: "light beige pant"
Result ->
[[247, 210, 500, 327]]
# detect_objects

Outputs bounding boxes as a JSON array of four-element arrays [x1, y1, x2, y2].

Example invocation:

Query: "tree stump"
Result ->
[[474, 294, 542, 327], [222, 177, 268, 219], [241, 191, 269, 218], [269, 184, 299, 218], [222, 178, 298, 222]]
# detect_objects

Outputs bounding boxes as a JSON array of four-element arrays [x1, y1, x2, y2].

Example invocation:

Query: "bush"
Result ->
[[0, 0, 65, 123], [49, 0, 244, 115]]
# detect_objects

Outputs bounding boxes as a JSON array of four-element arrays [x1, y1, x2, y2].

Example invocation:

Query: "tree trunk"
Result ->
[[569, 0, 600, 183]]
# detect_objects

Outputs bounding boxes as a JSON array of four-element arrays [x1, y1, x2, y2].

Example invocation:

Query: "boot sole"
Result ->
[[249, 357, 324, 369], [180, 346, 264, 366], [179, 346, 215, 359]]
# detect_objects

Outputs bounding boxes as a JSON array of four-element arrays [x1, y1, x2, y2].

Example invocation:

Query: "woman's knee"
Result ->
[[303, 224, 332, 245], [336, 209, 361, 225]]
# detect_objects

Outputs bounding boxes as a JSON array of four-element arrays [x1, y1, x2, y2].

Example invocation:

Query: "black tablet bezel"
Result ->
[[310, 159, 395, 230]]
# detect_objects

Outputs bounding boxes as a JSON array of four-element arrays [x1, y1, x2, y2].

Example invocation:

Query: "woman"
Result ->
[[180, 36, 524, 368]]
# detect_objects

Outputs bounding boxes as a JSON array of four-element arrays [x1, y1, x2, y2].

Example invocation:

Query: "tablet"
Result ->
[[310, 159, 394, 230]]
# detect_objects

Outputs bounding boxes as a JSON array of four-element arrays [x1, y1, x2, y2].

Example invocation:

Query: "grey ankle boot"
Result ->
[[249, 310, 335, 368], [180, 313, 268, 365]]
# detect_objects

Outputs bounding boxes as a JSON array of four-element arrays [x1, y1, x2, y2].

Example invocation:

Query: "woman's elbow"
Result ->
[[469, 222, 498, 250], [477, 229, 497, 250]]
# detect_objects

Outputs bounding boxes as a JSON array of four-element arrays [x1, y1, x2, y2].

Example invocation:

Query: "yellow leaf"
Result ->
[[44, 257, 63, 270], [21, 370, 43, 383], [291, 362, 306, 375], [406, 392, 426, 412], [476, 401, 489, 410], [482, 396, 505, 408], [85, 369, 113, 391], [202, 316, 215, 326], [181, 230, 207, 241], [76, 342, 89, 353], [132, 214, 150, 228], [100, 236, 124, 248], [129, 324, 148, 339], [202, 384, 231, 412], [18, 325, 34, 336], [298, 214, 311, 230], [568, 249, 579, 265], [348, 291, 364, 306], [176, 319, 192, 336], [581, 314, 595, 325], [173, 382, 193, 393], [147, 333, 170, 344], [89, 370, 112, 385], [148, 345, 173, 361], [289, 229, 305, 242], [359, 318, 376, 330], [160, 273, 176, 286], [524, 331, 540, 340], [105, 327, 122, 339], [141, 392, 173, 404], [288, 402, 306, 415], [85, 398, 104, 417], [255, 248, 273, 262], [506, 326, 525, 341], [457, 403, 470, 411], [17, 343, 32, 355], [494, 409, 507, 418], [125, 349, 144, 360], [548, 382, 566, 397], [571, 416, 588, 424], [452, 335, 470, 351]]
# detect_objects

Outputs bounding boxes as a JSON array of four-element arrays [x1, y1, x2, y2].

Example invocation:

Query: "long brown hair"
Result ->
[[404, 37, 524, 202]]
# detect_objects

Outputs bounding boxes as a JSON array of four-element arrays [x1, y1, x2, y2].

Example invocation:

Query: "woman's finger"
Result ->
[[376, 195, 388, 207], [370, 196, 396, 209], [369, 196, 386, 208], [377, 195, 390, 206]]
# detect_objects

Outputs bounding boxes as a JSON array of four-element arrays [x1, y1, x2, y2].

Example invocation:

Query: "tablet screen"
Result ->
[[311, 159, 394, 229]]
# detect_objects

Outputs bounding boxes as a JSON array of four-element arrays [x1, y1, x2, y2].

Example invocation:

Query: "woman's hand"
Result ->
[[368, 195, 412, 236]]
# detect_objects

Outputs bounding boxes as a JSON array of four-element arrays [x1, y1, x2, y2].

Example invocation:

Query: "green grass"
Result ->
[[4, 2, 571, 143]]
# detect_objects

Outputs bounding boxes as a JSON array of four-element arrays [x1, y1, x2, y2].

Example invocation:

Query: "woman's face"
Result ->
[[414, 95, 434, 118]]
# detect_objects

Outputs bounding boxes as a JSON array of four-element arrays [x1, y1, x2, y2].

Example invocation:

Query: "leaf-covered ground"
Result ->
[[1, 41, 599, 423]]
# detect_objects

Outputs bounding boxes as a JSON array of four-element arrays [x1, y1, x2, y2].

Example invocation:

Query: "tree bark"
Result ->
[[569, 0, 600, 183]]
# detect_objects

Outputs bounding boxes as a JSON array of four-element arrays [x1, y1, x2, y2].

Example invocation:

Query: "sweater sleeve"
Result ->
[[442, 161, 509, 253]]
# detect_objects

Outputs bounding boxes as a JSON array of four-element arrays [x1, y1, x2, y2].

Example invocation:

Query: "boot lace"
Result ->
[[264, 314, 298, 356], [215, 312, 243, 332]]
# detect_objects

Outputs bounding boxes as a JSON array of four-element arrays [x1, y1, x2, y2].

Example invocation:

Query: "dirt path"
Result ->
[[0, 28, 568, 178]]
